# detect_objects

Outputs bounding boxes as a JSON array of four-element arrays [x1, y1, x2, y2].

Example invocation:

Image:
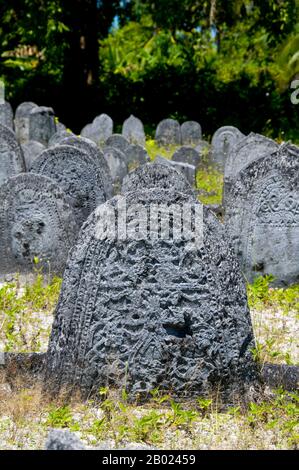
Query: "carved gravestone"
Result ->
[[28, 106, 56, 145], [211, 126, 245, 169], [181, 121, 202, 145], [224, 133, 279, 193], [14, 102, 37, 144], [0, 123, 26, 185], [172, 146, 201, 168], [122, 115, 146, 146], [60, 136, 113, 198], [81, 114, 113, 146], [0, 101, 14, 129], [48, 130, 74, 147], [30, 145, 108, 226], [0, 173, 77, 275], [225, 143, 299, 285], [103, 146, 128, 192], [122, 163, 194, 195], [21, 140, 45, 169], [45, 187, 257, 397], [125, 144, 150, 171], [105, 134, 130, 153], [155, 119, 181, 147], [155, 156, 196, 187]]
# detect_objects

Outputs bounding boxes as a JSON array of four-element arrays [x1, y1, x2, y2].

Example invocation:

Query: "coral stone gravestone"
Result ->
[[21, 140, 45, 169], [172, 146, 201, 168], [0, 101, 14, 130], [105, 134, 130, 153], [155, 119, 181, 147], [122, 163, 193, 195], [0, 173, 77, 275], [28, 106, 56, 145], [181, 121, 202, 145], [122, 115, 146, 146], [225, 143, 299, 285], [30, 145, 108, 227], [0, 123, 25, 185], [211, 126, 245, 169], [14, 102, 37, 144], [45, 187, 257, 397], [81, 114, 113, 146], [125, 144, 150, 171]]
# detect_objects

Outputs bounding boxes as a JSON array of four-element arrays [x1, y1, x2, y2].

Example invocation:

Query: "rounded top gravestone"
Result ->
[[122, 115, 146, 146], [172, 146, 201, 168], [105, 134, 130, 153], [28, 106, 56, 146], [48, 130, 74, 147], [21, 140, 45, 169], [45, 187, 257, 397], [30, 145, 108, 227], [14, 102, 37, 144], [124, 144, 150, 171], [0, 173, 78, 276], [225, 143, 299, 285], [155, 119, 181, 147], [0, 101, 14, 129], [181, 121, 202, 145], [0, 123, 26, 185], [81, 114, 113, 146], [211, 126, 245, 169], [121, 163, 193, 195]]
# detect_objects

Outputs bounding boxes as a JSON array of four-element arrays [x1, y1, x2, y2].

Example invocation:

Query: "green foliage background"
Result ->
[[0, 0, 299, 138]]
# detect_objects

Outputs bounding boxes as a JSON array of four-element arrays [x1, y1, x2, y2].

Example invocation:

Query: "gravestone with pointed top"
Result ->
[[122, 115, 146, 146], [81, 114, 113, 146]]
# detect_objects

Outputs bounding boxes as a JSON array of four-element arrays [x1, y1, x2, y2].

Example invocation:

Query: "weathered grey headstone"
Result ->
[[122, 162, 193, 195], [14, 102, 37, 144], [56, 121, 67, 132], [48, 130, 74, 147], [211, 126, 245, 168], [0, 101, 14, 129], [105, 134, 130, 153], [21, 140, 45, 169], [172, 146, 201, 168], [103, 146, 128, 192], [181, 121, 202, 145], [81, 114, 113, 146], [46, 187, 257, 397], [45, 429, 86, 451], [0, 173, 77, 275], [122, 115, 146, 145], [125, 144, 150, 171], [28, 106, 56, 145], [224, 133, 279, 181], [195, 140, 211, 157], [30, 145, 108, 226], [155, 156, 196, 187], [0, 123, 25, 185], [225, 143, 299, 285], [60, 135, 113, 198], [155, 119, 181, 147]]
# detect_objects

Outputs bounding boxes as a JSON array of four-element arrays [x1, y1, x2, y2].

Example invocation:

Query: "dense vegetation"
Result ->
[[0, 0, 299, 138]]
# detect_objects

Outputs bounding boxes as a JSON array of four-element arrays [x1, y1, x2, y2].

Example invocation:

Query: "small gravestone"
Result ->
[[0, 123, 26, 185], [172, 146, 201, 168], [155, 156, 196, 187], [181, 121, 202, 145], [155, 119, 181, 147], [125, 144, 150, 171], [0, 101, 14, 129], [28, 106, 56, 145], [56, 121, 67, 132], [105, 134, 130, 153], [0, 173, 77, 275], [48, 130, 74, 147], [14, 102, 37, 144], [30, 145, 108, 226], [60, 136, 113, 198], [195, 140, 210, 157], [122, 162, 193, 195], [211, 126, 245, 169], [122, 115, 146, 146], [45, 187, 257, 397], [81, 114, 113, 146], [21, 140, 45, 169], [103, 146, 128, 192], [225, 143, 299, 285]]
